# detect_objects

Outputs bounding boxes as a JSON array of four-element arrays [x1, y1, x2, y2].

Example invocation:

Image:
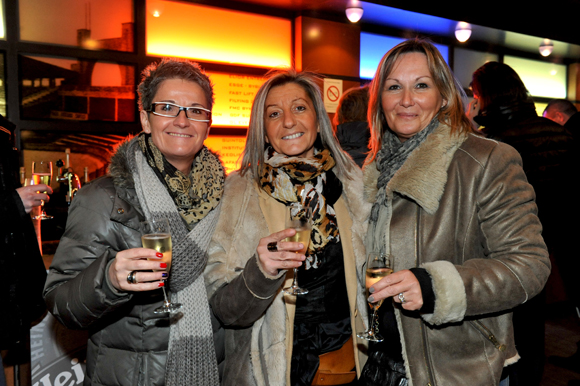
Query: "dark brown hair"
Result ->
[[334, 85, 370, 126], [471, 61, 529, 111]]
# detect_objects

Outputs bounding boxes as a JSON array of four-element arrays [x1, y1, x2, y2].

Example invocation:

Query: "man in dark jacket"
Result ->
[[0, 114, 50, 386], [543, 99, 579, 132], [470, 62, 576, 386]]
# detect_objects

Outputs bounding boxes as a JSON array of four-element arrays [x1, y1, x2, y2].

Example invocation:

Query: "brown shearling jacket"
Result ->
[[363, 124, 550, 386]]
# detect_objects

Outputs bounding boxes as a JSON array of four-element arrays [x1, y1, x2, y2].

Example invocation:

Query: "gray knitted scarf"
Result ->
[[366, 117, 439, 255], [126, 138, 221, 386]]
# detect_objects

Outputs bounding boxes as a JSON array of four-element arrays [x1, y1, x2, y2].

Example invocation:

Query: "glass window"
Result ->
[[504, 56, 566, 99], [20, 55, 135, 122], [360, 32, 449, 79], [453, 48, 498, 91], [146, 1, 291, 68], [19, 0, 134, 52]]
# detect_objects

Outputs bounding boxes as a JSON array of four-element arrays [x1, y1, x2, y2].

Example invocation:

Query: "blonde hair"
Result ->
[[240, 68, 354, 184], [367, 38, 471, 163]]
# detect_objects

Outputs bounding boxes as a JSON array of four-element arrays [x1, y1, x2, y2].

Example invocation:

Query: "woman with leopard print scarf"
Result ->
[[205, 69, 370, 386]]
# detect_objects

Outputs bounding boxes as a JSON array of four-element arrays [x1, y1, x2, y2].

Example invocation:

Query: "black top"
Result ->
[[336, 121, 371, 168], [290, 170, 352, 386], [0, 114, 47, 349]]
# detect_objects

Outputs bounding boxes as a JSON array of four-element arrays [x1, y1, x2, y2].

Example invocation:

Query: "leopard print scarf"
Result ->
[[260, 147, 340, 265], [138, 133, 224, 230]]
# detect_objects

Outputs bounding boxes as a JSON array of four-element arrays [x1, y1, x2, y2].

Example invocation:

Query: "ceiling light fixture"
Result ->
[[345, 7, 364, 23], [455, 22, 472, 43], [539, 39, 554, 57]]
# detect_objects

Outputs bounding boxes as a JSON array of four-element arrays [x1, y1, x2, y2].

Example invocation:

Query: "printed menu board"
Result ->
[[207, 71, 266, 127], [205, 135, 247, 174]]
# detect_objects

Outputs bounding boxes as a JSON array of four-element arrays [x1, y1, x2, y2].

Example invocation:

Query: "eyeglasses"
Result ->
[[148, 102, 211, 122]]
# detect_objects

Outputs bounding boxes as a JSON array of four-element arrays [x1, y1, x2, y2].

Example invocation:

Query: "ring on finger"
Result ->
[[267, 242, 278, 252], [127, 270, 138, 284], [398, 292, 406, 304]]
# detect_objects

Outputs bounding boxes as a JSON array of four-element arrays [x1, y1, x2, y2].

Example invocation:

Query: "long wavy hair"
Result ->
[[367, 39, 471, 163], [240, 68, 355, 185]]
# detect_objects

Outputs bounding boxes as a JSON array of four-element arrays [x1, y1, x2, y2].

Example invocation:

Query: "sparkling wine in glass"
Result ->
[[140, 218, 182, 314], [357, 252, 394, 342], [283, 204, 312, 296], [32, 161, 53, 220]]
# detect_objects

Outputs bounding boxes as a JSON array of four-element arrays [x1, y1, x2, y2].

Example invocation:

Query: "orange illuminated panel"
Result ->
[[208, 71, 265, 127], [146, 1, 291, 68], [205, 135, 247, 174]]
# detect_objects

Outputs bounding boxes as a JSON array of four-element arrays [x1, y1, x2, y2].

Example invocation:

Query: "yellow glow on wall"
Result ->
[[207, 71, 266, 127], [504, 56, 566, 99], [146, 1, 291, 68], [205, 135, 247, 174], [0, 0, 5, 39]]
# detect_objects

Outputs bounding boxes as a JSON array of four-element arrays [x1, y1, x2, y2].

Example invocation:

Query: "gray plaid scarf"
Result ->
[[127, 138, 221, 386]]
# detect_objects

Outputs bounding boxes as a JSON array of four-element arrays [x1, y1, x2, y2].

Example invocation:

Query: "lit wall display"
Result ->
[[146, 0, 291, 68], [360, 32, 449, 79], [204, 135, 247, 174], [207, 72, 265, 127], [504, 56, 566, 99], [19, 0, 133, 51], [0, 0, 5, 39]]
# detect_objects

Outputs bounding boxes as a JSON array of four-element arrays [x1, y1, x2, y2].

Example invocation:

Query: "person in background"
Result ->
[[469, 62, 577, 385], [43, 58, 225, 386], [333, 85, 370, 167], [205, 69, 369, 386], [543, 98, 579, 132], [361, 39, 550, 386], [1, 114, 49, 386]]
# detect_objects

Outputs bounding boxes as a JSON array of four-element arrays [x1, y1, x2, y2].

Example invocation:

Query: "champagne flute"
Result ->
[[32, 161, 53, 220], [357, 252, 394, 342], [140, 218, 182, 314], [283, 204, 312, 296]]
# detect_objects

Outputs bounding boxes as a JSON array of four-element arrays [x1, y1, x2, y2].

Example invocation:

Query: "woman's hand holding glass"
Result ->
[[368, 269, 424, 311], [257, 228, 306, 277], [108, 248, 167, 292]]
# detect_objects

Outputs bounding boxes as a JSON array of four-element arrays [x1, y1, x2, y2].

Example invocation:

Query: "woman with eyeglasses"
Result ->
[[44, 58, 224, 386]]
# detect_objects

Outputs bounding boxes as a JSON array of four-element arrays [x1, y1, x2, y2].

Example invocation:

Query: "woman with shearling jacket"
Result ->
[[43, 58, 224, 386], [359, 39, 550, 386], [205, 69, 369, 386]]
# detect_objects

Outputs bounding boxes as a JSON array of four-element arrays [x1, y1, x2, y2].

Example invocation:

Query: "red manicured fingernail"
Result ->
[[158, 282, 165, 287], [160, 263, 167, 269], [156, 252, 163, 257]]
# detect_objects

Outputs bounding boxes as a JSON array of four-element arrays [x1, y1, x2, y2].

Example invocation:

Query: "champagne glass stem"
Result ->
[[370, 308, 379, 337], [292, 268, 299, 287], [161, 282, 170, 305]]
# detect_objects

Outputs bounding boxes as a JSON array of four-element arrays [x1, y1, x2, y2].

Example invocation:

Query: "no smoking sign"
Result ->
[[323, 78, 343, 112]]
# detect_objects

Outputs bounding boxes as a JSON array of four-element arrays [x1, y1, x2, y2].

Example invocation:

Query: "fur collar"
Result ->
[[108, 136, 136, 191], [107, 135, 225, 192], [363, 123, 468, 215]]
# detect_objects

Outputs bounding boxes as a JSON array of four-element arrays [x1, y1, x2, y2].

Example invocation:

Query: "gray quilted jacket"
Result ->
[[44, 140, 169, 386]]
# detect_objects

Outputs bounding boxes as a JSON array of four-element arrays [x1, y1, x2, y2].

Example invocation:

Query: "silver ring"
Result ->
[[398, 292, 406, 304], [127, 270, 138, 284], [267, 242, 278, 252]]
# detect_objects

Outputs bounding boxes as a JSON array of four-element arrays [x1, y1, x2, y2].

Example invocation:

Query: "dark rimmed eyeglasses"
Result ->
[[147, 102, 211, 122]]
